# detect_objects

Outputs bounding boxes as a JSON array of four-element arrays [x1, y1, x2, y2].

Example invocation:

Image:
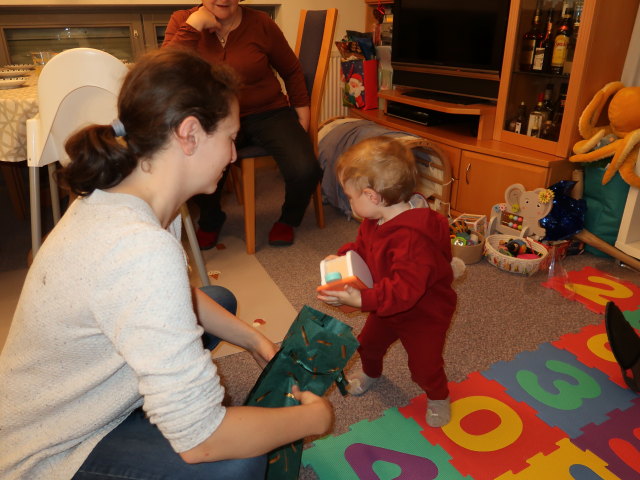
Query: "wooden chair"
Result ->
[[231, 8, 337, 254]]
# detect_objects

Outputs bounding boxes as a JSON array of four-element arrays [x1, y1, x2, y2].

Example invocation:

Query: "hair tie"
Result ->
[[111, 119, 126, 138]]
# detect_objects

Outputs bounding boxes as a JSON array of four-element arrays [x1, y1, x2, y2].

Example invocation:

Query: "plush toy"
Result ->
[[569, 81, 640, 189]]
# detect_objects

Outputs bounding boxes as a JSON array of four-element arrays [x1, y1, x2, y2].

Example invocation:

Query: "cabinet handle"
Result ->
[[465, 163, 471, 184], [133, 29, 139, 39]]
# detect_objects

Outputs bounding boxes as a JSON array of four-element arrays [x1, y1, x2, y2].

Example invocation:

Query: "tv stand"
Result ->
[[378, 89, 496, 141], [403, 89, 492, 106], [348, 89, 574, 218]]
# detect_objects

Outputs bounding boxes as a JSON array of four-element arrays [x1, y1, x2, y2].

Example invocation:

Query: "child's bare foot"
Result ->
[[426, 397, 451, 427], [346, 370, 379, 396]]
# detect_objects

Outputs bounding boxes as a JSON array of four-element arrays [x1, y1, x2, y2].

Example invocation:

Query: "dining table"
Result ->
[[0, 69, 39, 220]]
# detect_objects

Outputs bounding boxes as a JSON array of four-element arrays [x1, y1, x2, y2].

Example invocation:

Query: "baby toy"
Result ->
[[489, 183, 554, 240], [569, 81, 640, 188]]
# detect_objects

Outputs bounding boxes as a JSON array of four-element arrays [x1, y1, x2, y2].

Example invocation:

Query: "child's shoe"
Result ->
[[346, 370, 379, 396], [426, 397, 451, 427]]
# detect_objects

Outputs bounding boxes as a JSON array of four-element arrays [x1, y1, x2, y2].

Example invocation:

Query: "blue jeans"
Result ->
[[73, 286, 267, 479]]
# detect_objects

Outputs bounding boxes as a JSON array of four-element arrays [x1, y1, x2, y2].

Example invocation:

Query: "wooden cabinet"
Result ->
[[349, 104, 573, 219], [456, 151, 549, 216], [495, 0, 639, 157], [354, 0, 639, 218]]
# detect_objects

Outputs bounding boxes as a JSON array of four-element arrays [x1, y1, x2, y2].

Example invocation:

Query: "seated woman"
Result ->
[[0, 48, 332, 480], [163, 0, 323, 248]]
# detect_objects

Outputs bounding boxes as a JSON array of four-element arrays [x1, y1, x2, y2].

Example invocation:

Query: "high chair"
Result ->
[[26, 48, 210, 286]]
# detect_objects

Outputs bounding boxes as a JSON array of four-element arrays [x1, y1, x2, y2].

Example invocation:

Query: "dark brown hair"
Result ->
[[57, 48, 238, 196]]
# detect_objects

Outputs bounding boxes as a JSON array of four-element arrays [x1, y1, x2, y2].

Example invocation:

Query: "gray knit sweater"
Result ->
[[0, 190, 226, 479]]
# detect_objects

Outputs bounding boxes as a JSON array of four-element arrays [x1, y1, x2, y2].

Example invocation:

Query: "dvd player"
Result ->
[[385, 101, 447, 126]]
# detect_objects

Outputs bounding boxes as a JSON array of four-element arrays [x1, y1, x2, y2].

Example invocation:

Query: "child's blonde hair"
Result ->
[[336, 136, 416, 205]]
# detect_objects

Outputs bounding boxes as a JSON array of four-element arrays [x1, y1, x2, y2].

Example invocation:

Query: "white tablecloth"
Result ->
[[0, 73, 38, 163]]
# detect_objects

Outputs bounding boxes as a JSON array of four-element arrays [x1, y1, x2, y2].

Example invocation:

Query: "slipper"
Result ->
[[604, 301, 640, 392]]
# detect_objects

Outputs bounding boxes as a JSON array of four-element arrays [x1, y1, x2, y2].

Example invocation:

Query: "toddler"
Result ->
[[318, 136, 459, 427]]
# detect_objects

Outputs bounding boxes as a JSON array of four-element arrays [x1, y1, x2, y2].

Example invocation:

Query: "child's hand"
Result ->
[[317, 285, 362, 309]]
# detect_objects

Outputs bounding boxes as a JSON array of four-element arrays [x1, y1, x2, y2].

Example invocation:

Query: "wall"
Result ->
[[0, 1, 365, 49], [622, 5, 640, 86]]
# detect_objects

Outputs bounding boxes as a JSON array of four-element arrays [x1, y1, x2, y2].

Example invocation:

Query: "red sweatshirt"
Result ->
[[338, 207, 456, 324], [163, 6, 309, 117]]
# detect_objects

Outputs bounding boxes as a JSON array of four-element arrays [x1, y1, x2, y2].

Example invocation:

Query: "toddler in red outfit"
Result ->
[[317, 136, 459, 427]]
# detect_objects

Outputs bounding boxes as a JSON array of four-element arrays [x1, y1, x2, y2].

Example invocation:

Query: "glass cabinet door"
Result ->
[[0, 11, 145, 65], [5, 26, 139, 64], [496, 0, 582, 157]]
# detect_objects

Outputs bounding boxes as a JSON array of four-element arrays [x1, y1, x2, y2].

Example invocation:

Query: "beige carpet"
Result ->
[[191, 234, 297, 358]]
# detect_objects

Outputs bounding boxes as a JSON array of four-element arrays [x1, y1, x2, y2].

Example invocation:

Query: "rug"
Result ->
[[190, 234, 297, 359], [302, 268, 640, 479]]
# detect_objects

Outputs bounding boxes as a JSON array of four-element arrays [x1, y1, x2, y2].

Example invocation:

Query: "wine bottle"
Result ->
[[547, 83, 568, 140], [508, 101, 528, 135], [519, 2, 543, 71], [527, 93, 545, 137], [532, 8, 554, 72], [542, 83, 555, 119], [540, 120, 556, 140]]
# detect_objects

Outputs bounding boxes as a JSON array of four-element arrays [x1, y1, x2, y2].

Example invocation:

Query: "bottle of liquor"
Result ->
[[563, 0, 583, 75], [540, 120, 557, 140], [546, 83, 568, 140], [551, 2, 573, 74], [519, 1, 543, 71], [527, 94, 545, 137], [542, 83, 555, 119], [508, 101, 528, 135], [532, 8, 554, 72]]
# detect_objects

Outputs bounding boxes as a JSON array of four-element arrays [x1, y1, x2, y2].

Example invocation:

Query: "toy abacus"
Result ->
[[500, 211, 524, 232]]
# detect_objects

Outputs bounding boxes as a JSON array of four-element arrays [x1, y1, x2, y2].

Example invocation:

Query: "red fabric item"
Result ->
[[268, 222, 294, 246], [162, 6, 309, 117], [336, 207, 456, 399], [196, 228, 219, 250]]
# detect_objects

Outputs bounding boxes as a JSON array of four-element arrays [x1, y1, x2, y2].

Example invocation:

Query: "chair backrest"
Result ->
[[28, 47, 128, 167], [294, 9, 338, 153]]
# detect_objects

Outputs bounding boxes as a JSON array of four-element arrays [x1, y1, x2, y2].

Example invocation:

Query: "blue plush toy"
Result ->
[[539, 180, 587, 242]]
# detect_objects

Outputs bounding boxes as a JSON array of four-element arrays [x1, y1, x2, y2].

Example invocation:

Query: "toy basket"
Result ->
[[484, 234, 549, 276]]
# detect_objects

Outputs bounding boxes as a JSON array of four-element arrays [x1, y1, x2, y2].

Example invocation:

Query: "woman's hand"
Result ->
[[294, 106, 310, 132], [317, 285, 362, 309], [187, 6, 222, 33], [291, 385, 333, 434], [249, 333, 278, 369]]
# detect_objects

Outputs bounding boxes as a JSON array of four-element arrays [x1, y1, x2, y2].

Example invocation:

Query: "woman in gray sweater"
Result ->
[[0, 48, 332, 480]]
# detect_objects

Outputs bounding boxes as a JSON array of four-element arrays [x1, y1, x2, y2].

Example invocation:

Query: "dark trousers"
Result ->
[[195, 107, 322, 232]]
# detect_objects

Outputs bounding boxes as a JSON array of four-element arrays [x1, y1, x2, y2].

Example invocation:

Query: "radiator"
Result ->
[[320, 52, 349, 125]]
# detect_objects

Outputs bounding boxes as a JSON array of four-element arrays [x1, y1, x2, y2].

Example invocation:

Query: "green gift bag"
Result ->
[[244, 305, 359, 480]]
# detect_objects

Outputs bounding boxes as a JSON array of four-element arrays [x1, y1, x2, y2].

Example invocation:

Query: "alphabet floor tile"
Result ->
[[302, 271, 639, 479]]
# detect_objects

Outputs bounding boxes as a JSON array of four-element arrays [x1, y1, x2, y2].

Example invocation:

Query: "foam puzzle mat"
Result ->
[[302, 267, 640, 479]]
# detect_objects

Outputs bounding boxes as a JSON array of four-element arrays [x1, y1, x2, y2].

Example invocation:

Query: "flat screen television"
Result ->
[[391, 0, 511, 103]]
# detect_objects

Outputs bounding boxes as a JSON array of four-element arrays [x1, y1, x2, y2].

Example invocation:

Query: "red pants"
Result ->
[[357, 313, 451, 400]]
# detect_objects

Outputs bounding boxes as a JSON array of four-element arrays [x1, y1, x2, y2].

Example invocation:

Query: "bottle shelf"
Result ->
[[511, 69, 571, 80]]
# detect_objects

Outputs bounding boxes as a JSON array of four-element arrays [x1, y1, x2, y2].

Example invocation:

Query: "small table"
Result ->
[[0, 72, 38, 219]]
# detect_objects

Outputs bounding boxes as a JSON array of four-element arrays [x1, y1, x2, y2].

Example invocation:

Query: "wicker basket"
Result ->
[[484, 234, 548, 276]]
